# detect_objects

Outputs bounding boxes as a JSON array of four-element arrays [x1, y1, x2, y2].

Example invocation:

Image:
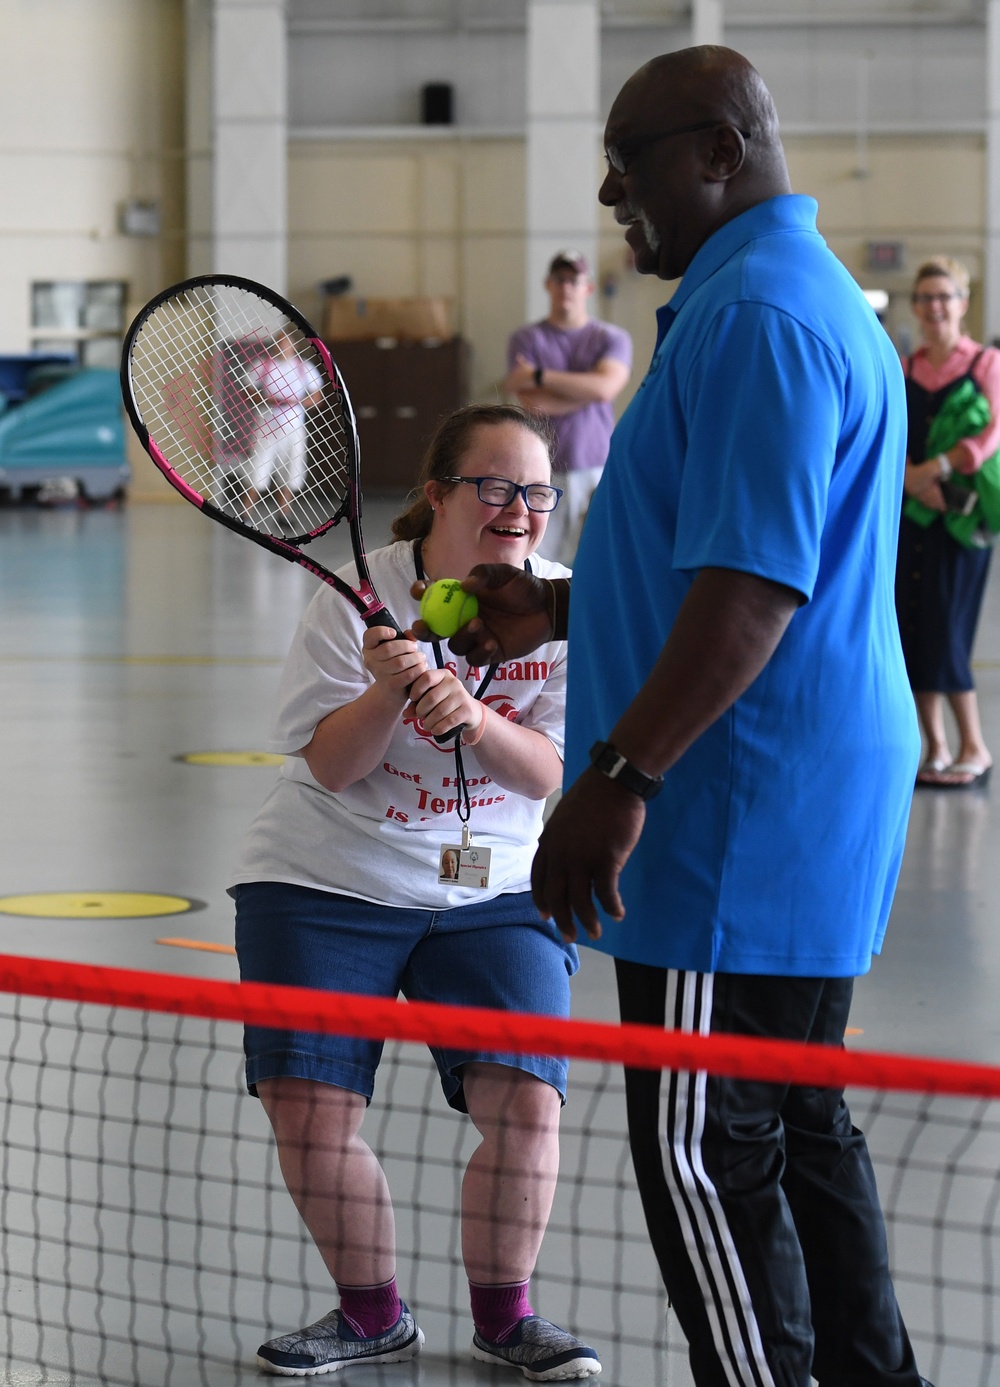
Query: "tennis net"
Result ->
[[1, 954, 999, 1387]]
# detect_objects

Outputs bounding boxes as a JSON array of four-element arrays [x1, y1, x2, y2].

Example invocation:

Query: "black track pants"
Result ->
[[615, 962, 928, 1387]]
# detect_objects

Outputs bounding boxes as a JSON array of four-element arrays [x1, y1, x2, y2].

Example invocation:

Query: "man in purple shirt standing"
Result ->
[[505, 251, 632, 565]]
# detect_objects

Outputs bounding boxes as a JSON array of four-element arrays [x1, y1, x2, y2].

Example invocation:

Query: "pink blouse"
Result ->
[[907, 335, 1000, 473]]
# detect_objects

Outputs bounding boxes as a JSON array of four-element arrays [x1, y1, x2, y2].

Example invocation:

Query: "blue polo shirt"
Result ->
[[565, 195, 918, 977]]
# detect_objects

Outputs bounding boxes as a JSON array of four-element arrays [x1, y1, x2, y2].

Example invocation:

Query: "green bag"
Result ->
[[903, 377, 1000, 548]]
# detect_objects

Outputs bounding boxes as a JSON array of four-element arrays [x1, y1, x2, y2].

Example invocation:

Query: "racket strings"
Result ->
[[127, 285, 354, 540]]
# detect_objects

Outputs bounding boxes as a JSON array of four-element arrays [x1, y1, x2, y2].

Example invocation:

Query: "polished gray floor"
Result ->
[[1, 498, 1000, 1385]]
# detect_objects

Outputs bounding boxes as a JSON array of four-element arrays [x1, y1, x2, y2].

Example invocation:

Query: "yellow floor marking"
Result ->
[[0, 892, 198, 919], [177, 751, 284, 767], [157, 937, 237, 955]]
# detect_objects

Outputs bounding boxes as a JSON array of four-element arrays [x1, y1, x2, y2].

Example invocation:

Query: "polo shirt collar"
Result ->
[[666, 194, 819, 318]]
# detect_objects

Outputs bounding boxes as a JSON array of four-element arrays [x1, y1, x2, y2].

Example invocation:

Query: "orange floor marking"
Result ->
[[157, 937, 237, 955]]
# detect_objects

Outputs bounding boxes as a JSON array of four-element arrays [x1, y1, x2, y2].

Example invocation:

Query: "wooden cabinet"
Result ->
[[325, 338, 471, 491]]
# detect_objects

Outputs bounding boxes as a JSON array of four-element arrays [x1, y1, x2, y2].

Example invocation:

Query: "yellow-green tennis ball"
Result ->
[[420, 579, 479, 638]]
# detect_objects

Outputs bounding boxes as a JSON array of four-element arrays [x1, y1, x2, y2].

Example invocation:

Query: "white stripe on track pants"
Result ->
[[615, 961, 929, 1387]]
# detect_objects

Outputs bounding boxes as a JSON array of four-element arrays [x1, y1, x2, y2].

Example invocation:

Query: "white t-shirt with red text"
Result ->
[[231, 540, 570, 908], [248, 355, 322, 434]]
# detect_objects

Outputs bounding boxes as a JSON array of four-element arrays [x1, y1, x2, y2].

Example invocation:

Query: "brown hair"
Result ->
[[391, 404, 555, 542], [912, 256, 971, 300]]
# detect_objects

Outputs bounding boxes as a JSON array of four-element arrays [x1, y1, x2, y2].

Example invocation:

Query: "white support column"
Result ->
[[212, 0, 288, 292], [692, 0, 724, 47], [524, 0, 601, 322], [185, 0, 213, 277], [986, 0, 1000, 341]]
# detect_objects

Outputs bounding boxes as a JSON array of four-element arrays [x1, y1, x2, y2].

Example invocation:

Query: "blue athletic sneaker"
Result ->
[[257, 1305, 423, 1376], [471, 1315, 602, 1381]]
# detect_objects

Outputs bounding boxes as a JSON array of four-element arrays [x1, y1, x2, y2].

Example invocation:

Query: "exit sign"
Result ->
[[865, 241, 905, 271]]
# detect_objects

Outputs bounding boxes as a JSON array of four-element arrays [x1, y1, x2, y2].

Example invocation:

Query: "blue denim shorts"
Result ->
[[233, 882, 579, 1111]]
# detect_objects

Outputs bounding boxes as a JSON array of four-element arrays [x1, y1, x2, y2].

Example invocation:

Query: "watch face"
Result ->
[[591, 742, 621, 774], [598, 748, 622, 774]]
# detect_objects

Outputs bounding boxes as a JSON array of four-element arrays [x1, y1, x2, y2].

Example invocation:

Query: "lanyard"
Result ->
[[413, 540, 501, 826]]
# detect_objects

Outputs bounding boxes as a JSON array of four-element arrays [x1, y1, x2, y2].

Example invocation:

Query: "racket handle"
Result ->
[[363, 611, 465, 745]]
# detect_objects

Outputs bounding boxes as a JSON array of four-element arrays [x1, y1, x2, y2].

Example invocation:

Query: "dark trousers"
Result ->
[[616, 962, 927, 1387], [895, 514, 991, 692]]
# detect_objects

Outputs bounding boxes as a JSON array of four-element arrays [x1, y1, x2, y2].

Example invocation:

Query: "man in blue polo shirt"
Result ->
[[427, 43, 927, 1387]]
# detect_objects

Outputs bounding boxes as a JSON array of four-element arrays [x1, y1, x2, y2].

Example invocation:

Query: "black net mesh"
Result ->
[[2, 979, 999, 1386]]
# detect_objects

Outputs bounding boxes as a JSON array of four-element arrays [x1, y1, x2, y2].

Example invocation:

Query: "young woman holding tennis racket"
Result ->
[[229, 404, 600, 1381], [122, 278, 597, 1378]]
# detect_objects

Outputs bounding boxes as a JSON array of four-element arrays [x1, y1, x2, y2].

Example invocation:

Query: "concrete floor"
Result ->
[[1, 497, 999, 1385]]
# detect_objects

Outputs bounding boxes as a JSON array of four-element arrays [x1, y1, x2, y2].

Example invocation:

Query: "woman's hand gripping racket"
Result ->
[[120, 273, 459, 741]]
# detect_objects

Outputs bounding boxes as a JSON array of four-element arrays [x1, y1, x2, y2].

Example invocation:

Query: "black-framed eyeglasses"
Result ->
[[444, 476, 563, 513], [604, 120, 752, 176]]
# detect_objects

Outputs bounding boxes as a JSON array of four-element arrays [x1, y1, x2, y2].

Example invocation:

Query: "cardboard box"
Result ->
[[323, 295, 452, 343]]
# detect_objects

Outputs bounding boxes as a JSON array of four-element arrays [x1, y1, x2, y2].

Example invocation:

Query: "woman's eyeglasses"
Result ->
[[912, 292, 962, 306], [444, 476, 563, 513]]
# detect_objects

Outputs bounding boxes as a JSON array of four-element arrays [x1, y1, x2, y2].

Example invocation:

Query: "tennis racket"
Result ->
[[121, 272, 405, 635], [121, 273, 460, 742]]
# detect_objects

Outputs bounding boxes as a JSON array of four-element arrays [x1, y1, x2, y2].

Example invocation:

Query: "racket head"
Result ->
[[120, 275, 461, 734], [121, 274, 361, 548]]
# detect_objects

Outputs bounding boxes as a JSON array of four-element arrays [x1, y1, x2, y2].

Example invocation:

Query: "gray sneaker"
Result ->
[[257, 1305, 424, 1376], [471, 1316, 601, 1381]]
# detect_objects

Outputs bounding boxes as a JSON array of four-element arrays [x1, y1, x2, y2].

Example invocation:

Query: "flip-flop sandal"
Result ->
[[915, 756, 953, 786], [930, 761, 993, 790]]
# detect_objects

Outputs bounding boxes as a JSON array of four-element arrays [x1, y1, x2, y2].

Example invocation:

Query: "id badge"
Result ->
[[438, 828, 492, 888]]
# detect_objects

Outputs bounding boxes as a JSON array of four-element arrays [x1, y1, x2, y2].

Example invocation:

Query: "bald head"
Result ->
[[600, 46, 792, 280], [636, 46, 785, 185]]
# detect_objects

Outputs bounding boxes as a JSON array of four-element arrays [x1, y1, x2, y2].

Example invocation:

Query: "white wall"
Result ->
[[287, 10, 989, 137], [290, 29, 526, 131], [0, 0, 992, 402], [288, 135, 530, 399], [0, 0, 185, 355]]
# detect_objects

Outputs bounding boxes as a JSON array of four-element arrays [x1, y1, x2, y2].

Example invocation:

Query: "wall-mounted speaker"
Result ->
[[421, 83, 454, 126]]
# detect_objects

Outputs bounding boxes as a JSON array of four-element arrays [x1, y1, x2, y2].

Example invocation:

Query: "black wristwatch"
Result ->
[[589, 741, 664, 801]]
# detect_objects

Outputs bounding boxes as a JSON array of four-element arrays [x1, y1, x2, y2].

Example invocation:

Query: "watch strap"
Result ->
[[589, 740, 664, 800]]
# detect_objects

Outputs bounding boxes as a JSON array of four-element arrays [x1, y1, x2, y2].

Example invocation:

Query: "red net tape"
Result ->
[[0, 951, 997, 1098]]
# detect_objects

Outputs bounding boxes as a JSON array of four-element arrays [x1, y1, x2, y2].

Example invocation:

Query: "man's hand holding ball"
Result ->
[[411, 565, 567, 664], [418, 579, 480, 639]]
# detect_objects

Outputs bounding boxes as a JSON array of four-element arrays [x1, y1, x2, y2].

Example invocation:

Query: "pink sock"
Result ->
[[469, 1279, 533, 1344], [336, 1278, 401, 1339]]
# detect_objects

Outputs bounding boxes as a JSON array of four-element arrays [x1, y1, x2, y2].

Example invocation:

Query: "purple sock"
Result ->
[[336, 1278, 401, 1339], [469, 1279, 533, 1345]]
